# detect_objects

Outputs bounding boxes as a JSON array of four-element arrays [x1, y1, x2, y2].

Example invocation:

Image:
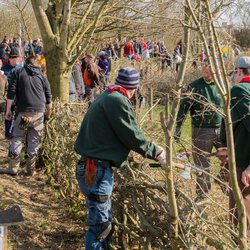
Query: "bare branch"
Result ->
[[59, 0, 72, 52], [67, 0, 96, 50], [30, 0, 54, 44]]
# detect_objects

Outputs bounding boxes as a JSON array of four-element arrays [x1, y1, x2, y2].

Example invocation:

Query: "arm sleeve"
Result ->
[[219, 119, 227, 147], [176, 85, 194, 128], [231, 86, 250, 132], [72, 65, 81, 91], [43, 77, 52, 104], [6, 70, 17, 100], [104, 96, 161, 159]]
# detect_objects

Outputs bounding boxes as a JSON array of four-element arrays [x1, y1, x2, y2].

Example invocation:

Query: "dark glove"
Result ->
[[174, 126, 181, 143], [18, 116, 30, 130], [44, 115, 50, 123], [215, 163, 230, 196]]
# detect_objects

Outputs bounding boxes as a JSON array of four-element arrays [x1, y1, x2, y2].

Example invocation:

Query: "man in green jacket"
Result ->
[[75, 67, 165, 250], [175, 62, 222, 200], [217, 56, 250, 238]]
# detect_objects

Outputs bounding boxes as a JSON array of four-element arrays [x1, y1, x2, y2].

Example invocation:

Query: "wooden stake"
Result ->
[[0, 226, 7, 250]]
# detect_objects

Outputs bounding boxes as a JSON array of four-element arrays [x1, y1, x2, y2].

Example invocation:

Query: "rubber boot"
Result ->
[[26, 157, 36, 176]]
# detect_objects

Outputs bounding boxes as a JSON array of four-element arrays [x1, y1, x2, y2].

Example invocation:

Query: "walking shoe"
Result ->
[[0, 205, 24, 226], [0, 167, 19, 175]]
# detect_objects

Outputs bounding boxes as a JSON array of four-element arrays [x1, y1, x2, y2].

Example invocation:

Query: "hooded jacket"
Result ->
[[7, 64, 52, 112]]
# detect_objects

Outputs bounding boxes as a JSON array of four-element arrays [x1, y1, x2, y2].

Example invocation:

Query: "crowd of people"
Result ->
[[0, 33, 249, 249], [0, 35, 241, 105], [1, 35, 239, 107], [69, 38, 241, 105], [74, 56, 250, 248], [99, 37, 184, 70], [68, 38, 184, 104]]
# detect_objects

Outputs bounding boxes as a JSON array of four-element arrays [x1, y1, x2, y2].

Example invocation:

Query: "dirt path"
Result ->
[[0, 127, 85, 250]]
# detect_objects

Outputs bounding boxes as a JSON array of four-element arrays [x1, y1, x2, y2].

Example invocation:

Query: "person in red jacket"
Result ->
[[123, 40, 134, 60], [132, 49, 142, 62]]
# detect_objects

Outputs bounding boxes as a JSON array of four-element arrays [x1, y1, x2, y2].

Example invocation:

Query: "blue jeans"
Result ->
[[127, 54, 133, 60], [76, 162, 114, 250]]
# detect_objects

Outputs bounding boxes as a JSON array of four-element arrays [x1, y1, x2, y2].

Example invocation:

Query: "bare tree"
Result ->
[[0, 0, 39, 40], [10, 0, 35, 55], [29, 0, 187, 102], [30, 0, 112, 102]]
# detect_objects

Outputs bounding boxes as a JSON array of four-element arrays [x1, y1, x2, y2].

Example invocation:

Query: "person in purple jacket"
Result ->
[[98, 51, 110, 87]]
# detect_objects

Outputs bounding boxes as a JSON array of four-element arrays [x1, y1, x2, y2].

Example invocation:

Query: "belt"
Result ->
[[78, 156, 111, 168]]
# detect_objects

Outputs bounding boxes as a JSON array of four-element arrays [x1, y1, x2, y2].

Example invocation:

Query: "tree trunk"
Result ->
[[45, 48, 71, 102], [31, 0, 71, 102]]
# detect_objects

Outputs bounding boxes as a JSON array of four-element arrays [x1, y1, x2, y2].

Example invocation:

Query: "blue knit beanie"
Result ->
[[115, 67, 139, 89]]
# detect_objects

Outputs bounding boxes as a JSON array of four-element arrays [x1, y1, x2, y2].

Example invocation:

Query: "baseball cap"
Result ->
[[235, 56, 250, 69], [9, 47, 20, 58]]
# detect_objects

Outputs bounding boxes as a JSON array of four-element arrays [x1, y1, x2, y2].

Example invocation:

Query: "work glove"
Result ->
[[174, 126, 181, 143], [18, 116, 30, 130], [216, 147, 228, 167]]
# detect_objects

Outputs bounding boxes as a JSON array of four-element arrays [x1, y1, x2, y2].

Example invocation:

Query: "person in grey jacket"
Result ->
[[73, 60, 85, 97], [69, 60, 85, 102]]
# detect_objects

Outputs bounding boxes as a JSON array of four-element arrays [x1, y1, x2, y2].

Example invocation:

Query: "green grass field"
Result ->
[[140, 103, 221, 183]]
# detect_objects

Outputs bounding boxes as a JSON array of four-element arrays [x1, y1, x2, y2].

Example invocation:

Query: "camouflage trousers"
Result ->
[[9, 112, 44, 175]]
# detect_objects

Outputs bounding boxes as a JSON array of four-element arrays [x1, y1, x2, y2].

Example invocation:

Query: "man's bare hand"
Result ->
[[5, 110, 12, 120], [242, 165, 250, 187], [45, 103, 52, 120]]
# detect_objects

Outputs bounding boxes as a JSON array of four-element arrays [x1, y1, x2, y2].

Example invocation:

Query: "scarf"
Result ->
[[240, 76, 250, 84], [107, 85, 128, 98]]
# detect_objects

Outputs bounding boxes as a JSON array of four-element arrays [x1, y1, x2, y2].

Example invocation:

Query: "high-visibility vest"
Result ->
[[84, 68, 91, 86]]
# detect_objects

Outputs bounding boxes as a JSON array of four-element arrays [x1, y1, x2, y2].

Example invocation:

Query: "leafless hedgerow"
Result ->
[[40, 90, 239, 249]]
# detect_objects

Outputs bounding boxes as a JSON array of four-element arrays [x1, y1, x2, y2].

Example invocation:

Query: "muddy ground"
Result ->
[[0, 127, 85, 250]]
